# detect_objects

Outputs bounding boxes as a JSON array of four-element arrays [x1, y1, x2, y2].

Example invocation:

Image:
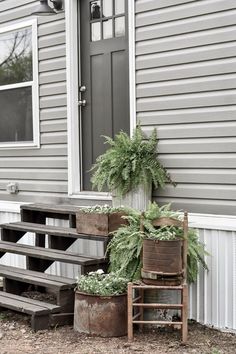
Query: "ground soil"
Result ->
[[0, 311, 235, 354]]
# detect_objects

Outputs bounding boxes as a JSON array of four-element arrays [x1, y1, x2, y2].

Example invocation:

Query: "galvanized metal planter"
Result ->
[[74, 291, 127, 337], [112, 184, 152, 211], [76, 211, 126, 236]]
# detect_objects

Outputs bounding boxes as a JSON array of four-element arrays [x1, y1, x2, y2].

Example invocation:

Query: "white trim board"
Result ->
[[66, 0, 136, 198]]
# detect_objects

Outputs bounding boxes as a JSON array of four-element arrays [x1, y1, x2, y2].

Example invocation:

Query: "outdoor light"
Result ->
[[31, 0, 63, 16]]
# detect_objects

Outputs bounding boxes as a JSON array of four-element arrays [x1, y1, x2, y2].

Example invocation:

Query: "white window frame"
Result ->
[[0, 19, 39, 149], [65, 0, 136, 199]]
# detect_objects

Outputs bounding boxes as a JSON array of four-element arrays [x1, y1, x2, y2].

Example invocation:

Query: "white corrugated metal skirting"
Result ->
[[189, 228, 236, 332]]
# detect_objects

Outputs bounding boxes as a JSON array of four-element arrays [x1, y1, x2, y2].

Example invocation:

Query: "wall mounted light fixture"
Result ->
[[31, 0, 63, 16]]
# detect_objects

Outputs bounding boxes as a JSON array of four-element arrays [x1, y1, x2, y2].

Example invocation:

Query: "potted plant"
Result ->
[[91, 126, 176, 210], [107, 202, 209, 284], [74, 269, 128, 337], [76, 205, 129, 236]]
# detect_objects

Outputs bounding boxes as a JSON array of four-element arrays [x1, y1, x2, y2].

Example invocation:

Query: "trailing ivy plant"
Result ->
[[91, 125, 176, 197], [107, 202, 209, 283]]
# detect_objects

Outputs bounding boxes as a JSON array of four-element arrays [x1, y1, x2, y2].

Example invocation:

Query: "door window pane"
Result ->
[[0, 86, 33, 142], [103, 0, 112, 17], [115, 16, 125, 37], [0, 27, 32, 86], [90, 1, 101, 20], [103, 19, 113, 39], [115, 0, 125, 15], [91, 22, 101, 41]]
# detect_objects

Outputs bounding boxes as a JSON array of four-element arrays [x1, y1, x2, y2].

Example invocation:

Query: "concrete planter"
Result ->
[[74, 291, 127, 337]]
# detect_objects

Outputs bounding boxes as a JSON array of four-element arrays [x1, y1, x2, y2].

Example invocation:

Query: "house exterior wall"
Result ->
[[0, 0, 68, 203], [135, 0, 236, 216], [0, 0, 236, 332]]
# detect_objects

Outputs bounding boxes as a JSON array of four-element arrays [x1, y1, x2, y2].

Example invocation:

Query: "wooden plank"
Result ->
[[0, 241, 106, 266], [132, 303, 183, 309], [132, 320, 183, 325], [20, 203, 80, 214], [1, 222, 110, 242], [131, 284, 183, 290], [0, 292, 60, 315], [50, 313, 74, 326], [0, 265, 75, 290]]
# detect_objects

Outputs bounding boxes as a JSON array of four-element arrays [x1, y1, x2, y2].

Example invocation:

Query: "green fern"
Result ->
[[91, 126, 176, 196], [107, 202, 209, 283]]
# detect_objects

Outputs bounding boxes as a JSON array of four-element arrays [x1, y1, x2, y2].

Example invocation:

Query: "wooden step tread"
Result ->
[[0, 291, 61, 315], [1, 222, 109, 241], [20, 203, 80, 215], [0, 241, 106, 266], [0, 265, 76, 290]]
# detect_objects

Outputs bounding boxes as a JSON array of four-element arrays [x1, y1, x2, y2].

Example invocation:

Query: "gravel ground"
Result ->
[[0, 311, 235, 354]]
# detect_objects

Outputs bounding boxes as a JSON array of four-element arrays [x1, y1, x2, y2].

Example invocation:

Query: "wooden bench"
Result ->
[[0, 292, 61, 331]]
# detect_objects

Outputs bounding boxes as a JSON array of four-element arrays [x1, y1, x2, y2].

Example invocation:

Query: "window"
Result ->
[[90, 0, 126, 42], [0, 20, 39, 148]]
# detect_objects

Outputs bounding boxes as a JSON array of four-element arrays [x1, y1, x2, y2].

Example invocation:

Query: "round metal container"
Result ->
[[74, 291, 127, 337]]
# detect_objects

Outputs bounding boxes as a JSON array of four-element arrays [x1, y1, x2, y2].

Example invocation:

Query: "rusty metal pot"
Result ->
[[142, 238, 183, 275], [74, 291, 127, 337]]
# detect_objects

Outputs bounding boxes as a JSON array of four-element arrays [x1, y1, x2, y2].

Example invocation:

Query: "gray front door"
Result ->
[[79, 0, 130, 191]]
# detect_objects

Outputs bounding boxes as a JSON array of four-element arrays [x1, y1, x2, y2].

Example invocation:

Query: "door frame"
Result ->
[[65, 0, 136, 199]]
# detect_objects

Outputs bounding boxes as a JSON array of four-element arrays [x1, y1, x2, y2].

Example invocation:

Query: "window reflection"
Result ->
[[90, 1, 101, 20], [0, 28, 32, 86]]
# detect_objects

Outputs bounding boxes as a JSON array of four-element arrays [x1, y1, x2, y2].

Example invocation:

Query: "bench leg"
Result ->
[[31, 313, 50, 331]]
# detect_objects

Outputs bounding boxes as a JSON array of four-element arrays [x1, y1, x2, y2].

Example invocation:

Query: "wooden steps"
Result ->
[[0, 264, 76, 290], [0, 240, 107, 275], [0, 203, 111, 331], [1, 221, 110, 242], [0, 292, 61, 331]]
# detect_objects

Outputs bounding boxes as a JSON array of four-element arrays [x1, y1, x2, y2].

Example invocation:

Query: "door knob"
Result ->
[[78, 99, 87, 107]]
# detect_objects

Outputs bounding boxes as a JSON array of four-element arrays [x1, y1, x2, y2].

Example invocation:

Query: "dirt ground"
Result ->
[[0, 311, 235, 354]]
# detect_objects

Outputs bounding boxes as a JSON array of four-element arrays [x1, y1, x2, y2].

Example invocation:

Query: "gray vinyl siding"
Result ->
[[135, 0, 236, 215], [0, 0, 68, 203]]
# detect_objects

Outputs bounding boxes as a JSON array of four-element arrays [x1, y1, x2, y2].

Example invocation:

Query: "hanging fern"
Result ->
[[91, 125, 176, 196], [107, 202, 209, 283]]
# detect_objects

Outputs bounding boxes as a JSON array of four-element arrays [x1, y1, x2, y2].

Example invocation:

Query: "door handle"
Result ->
[[78, 99, 87, 107]]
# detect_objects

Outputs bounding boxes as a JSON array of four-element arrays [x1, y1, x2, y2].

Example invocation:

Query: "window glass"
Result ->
[[0, 27, 32, 86], [103, 0, 112, 17], [103, 19, 113, 39], [90, 1, 101, 20], [0, 86, 33, 142], [91, 22, 101, 41], [115, 16, 125, 37], [115, 0, 125, 15]]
